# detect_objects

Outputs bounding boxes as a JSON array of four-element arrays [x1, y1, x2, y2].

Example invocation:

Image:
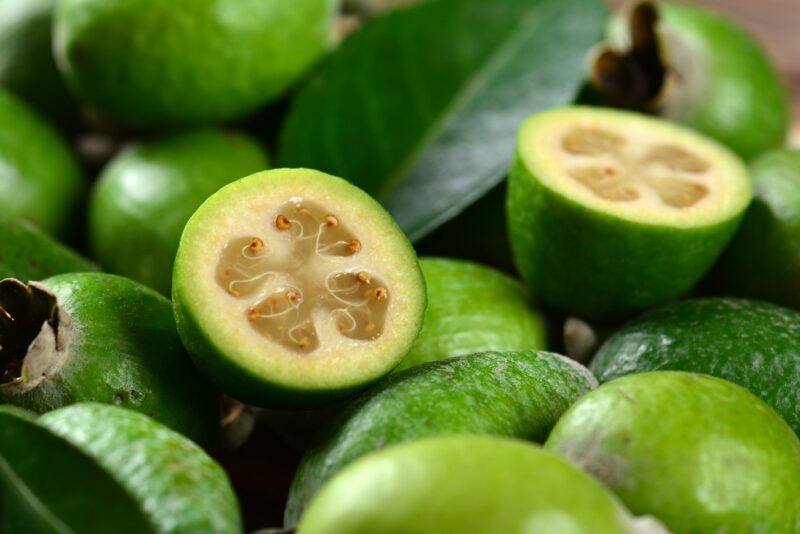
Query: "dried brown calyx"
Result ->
[[589, 2, 667, 112], [561, 126, 710, 208], [0, 279, 69, 388], [216, 199, 389, 354]]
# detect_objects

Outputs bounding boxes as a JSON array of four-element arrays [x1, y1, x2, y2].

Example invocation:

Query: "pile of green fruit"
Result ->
[[1, 0, 799, 532]]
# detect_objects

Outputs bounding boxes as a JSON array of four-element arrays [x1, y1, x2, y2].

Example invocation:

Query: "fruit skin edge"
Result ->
[[507, 153, 746, 322]]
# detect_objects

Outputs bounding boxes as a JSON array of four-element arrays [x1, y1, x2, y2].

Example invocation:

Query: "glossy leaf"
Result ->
[[279, 0, 607, 240]]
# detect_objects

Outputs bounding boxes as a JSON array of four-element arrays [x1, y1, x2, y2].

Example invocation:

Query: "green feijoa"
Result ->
[[546, 371, 800, 532], [298, 435, 656, 534], [54, 0, 335, 129], [589, 2, 789, 160], [591, 297, 800, 435], [0, 216, 97, 282], [0, 403, 241, 533], [285, 350, 596, 525], [173, 168, 425, 407], [705, 149, 800, 307], [0, 89, 84, 237], [508, 106, 751, 321], [89, 129, 269, 295], [0, 0, 79, 128], [0, 273, 218, 444], [395, 258, 546, 371]]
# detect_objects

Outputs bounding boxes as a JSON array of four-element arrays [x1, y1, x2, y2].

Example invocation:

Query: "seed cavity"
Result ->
[[215, 199, 389, 354], [561, 127, 710, 208]]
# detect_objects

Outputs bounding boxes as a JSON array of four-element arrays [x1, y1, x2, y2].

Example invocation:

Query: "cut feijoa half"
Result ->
[[507, 106, 751, 321], [173, 168, 426, 407]]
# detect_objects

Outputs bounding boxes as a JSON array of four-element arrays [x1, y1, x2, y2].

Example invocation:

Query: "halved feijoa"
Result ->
[[546, 372, 800, 532], [0, 273, 218, 444], [589, 2, 789, 160], [508, 106, 751, 321], [396, 257, 546, 371], [173, 168, 426, 407], [0, 403, 241, 533], [298, 435, 657, 534]]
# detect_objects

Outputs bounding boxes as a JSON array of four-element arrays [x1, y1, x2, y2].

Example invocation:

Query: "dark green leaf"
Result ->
[[279, 0, 607, 240]]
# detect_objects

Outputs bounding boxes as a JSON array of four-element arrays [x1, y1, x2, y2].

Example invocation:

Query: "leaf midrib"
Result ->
[[375, 0, 562, 202]]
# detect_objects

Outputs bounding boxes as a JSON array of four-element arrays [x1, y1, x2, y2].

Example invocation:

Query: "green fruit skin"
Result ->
[[396, 258, 546, 371], [173, 169, 426, 408], [546, 371, 800, 533], [705, 149, 800, 308], [591, 297, 800, 436], [0, 273, 219, 445], [0, 405, 154, 533], [0, 0, 79, 129], [285, 350, 597, 525], [39, 403, 242, 533], [0, 89, 84, 237], [0, 216, 97, 282], [507, 155, 743, 322], [657, 3, 790, 160], [54, 0, 336, 129], [299, 435, 639, 534], [89, 129, 269, 295]]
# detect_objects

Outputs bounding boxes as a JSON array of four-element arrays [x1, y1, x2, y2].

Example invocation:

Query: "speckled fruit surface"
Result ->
[[546, 371, 800, 532], [285, 350, 597, 525]]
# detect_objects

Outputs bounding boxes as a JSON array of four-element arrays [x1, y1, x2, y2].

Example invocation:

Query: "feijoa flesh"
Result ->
[[298, 435, 658, 534], [546, 371, 800, 532], [590, 1, 789, 160], [592, 297, 800, 435], [508, 106, 751, 321], [285, 350, 597, 525], [172, 168, 426, 407], [396, 257, 546, 371], [0, 403, 241, 533], [0, 273, 218, 444], [89, 129, 269, 295]]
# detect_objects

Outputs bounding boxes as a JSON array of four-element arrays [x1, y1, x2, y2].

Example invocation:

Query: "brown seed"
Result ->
[[275, 215, 291, 230], [297, 337, 308, 348], [325, 215, 339, 227], [248, 237, 264, 253], [286, 289, 302, 303], [246, 308, 258, 320], [347, 240, 362, 253], [374, 287, 388, 300], [357, 271, 371, 284]]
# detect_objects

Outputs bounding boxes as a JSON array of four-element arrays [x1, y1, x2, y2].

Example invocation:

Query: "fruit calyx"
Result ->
[[216, 197, 390, 354], [0, 279, 71, 391], [589, 2, 667, 111]]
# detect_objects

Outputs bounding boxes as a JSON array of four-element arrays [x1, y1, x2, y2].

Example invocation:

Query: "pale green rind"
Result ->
[[285, 350, 597, 525], [89, 128, 269, 295], [546, 372, 800, 532], [298, 435, 637, 534], [508, 107, 750, 320], [173, 168, 425, 406], [39, 403, 242, 534], [396, 257, 546, 371]]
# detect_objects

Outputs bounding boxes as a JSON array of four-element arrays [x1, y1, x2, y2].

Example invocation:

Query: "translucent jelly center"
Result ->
[[561, 126, 710, 208], [215, 199, 389, 354]]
